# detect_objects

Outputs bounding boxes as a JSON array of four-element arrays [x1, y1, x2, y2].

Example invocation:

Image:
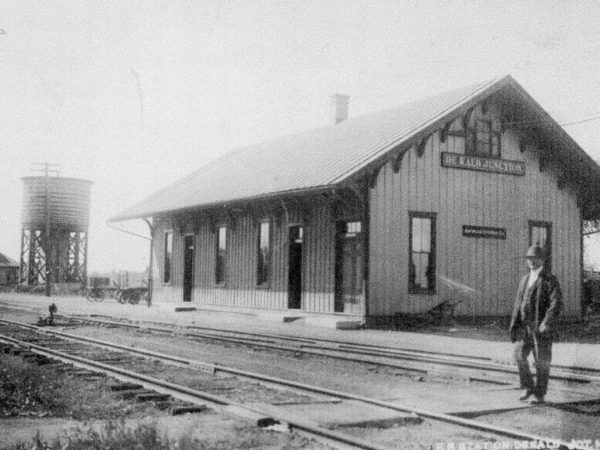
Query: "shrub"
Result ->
[[6, 421, 201, 450], [0, 355, 67, 417]]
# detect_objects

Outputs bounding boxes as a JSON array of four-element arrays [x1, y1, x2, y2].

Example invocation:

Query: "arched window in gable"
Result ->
[[465, 105, 502, 158]]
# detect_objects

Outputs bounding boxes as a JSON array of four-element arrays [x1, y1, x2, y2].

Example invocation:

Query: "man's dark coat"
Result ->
[[509, 269, 563, 343]]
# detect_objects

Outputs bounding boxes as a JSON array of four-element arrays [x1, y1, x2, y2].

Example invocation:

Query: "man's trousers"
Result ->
[[513, 329, 553, 397]]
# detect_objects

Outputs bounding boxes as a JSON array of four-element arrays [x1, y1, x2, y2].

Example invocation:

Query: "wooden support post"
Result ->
[[44, 163, 51, 296], [144, 218, 154, 307], [362, 178, 370, 318]]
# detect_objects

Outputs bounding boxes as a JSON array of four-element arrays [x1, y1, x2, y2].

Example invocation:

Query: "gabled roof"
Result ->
[[111, 75, 600, 222], [0, 253, 18, 268]]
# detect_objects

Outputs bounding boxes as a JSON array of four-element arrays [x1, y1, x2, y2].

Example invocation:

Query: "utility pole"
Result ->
[[31, 162, 60, 297]]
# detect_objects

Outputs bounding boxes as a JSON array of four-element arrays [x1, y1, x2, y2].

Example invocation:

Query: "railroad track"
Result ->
[[54, 312, 600, 386], [0, 317, 584, 449], [2, 298, 599, 386], [3, 300, 598, 385]]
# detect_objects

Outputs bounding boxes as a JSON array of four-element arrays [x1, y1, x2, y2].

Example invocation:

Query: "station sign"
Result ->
[[441, 152, 525, 176], [463, 225, 506, 240]]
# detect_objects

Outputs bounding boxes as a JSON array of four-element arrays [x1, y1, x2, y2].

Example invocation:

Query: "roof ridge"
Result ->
[[111, 74, 600, 222], [329, 76, 509, 183], [0, 252, 19, 266], [115, 77, 508, 215]]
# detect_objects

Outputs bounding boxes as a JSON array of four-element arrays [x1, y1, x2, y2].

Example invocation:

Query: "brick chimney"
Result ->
[[331, 94, 349, 124]]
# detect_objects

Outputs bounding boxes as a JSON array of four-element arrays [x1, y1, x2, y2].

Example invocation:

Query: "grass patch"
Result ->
[[0, 354, 68, 418], [7, 421, 179, 450], [6, 420, 263, 450], [0, 354, 159, 420]]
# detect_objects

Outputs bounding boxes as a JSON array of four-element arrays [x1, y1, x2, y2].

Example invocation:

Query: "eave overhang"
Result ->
[[109, 185, 335, 222], [110, 75, 600, 223]]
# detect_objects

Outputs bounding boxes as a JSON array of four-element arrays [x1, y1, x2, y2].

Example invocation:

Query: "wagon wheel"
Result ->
[[128, 290, 141, 305]]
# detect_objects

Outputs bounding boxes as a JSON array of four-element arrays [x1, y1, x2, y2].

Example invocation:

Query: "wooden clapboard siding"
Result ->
[[150, 197, 342, 314], [369, 101, 582, 317]]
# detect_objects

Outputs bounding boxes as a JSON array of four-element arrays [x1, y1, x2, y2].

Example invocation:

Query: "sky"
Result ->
[[1, 1, 600, 273]]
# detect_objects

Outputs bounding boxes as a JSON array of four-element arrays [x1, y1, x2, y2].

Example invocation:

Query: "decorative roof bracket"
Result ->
[[416, 137, 427, 158], [191, 216, 202, 235], [369, 166, 381, 189], [557, 171, 566, 190], [342, 183, 366, 210], [462, 106, 475, 131], [439, 121, 452, 144], [225, 209, 236, 230], [481, 98, 489, 115], [393, 150, 405, 173], [539, 153, 546, 173], [174, 214, 185, 234]]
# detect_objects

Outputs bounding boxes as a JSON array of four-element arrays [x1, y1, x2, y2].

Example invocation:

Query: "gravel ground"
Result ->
[[3, 304, 600, 448], [0, 312, 336, 449]]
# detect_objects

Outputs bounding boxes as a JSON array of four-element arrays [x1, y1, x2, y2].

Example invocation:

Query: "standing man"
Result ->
[[509, 245, 562, 404]]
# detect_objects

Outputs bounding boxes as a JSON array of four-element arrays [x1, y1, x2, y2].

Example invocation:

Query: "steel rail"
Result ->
[[0, 301, 596, 381], [0, 329, 385, 450], [0, 318, 580, 449], [103, 315, 600, 374], [180, 322, 600, 377], [1, 299, 594, 372], [71, 315, 599, 384]]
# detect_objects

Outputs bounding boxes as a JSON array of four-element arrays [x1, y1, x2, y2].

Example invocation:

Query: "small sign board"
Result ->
[[463, 225, 506, 240], [441, 152, 525, 176]]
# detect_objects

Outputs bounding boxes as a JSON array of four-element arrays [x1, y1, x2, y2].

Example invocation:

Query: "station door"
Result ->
[[335, 221, 364, 315], [183, 235, 194, 302]]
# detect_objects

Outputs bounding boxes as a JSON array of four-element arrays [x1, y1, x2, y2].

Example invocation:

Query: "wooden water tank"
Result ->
[[21, 177, 92, 231]]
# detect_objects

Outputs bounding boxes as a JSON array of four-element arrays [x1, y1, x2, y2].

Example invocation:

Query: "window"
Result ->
[[256, 221, 271, 286], [346, 221, 362, 235], [409, 212, 436, 294], [466, 120, 501, 158], [529, 221, 552, 271], [163, 230, 173, 284], [215, 226, 227, 285]]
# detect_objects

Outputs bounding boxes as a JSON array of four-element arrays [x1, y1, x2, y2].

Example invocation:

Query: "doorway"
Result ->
[[335, 221, 364, 314], [288, 225, 303, 309], [183, 235, 194, 302]]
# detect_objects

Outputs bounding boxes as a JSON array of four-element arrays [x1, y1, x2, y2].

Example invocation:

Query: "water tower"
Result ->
[[20, 175, 92, 287]]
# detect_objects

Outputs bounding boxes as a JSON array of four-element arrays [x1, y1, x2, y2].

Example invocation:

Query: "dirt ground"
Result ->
[[397, 315, 600, 344], [2, 306, 600, 448], [0, 315, 333, 449]]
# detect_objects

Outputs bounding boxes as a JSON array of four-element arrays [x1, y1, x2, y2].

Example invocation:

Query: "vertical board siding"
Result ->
[[151, 217, 183, 304], [151, 199, 341, 314], [369, 102, 582, 317]]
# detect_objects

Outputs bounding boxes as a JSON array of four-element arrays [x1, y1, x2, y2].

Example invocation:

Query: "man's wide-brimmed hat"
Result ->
[[525, 245, 546, 259]]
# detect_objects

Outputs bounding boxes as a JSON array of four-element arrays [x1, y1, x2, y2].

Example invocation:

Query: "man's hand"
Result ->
[[538, 322, 547, 333]]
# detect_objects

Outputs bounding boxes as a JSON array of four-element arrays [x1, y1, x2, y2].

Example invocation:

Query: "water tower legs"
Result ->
[[19, 228, 88, 287], [19, 229, 46, 285]]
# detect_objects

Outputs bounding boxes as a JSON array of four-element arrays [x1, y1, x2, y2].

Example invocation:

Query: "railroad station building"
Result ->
[[111, 76, 600, 326]]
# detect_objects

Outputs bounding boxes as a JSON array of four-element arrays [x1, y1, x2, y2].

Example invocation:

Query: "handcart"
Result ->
[[113, 281, 148, 305]]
